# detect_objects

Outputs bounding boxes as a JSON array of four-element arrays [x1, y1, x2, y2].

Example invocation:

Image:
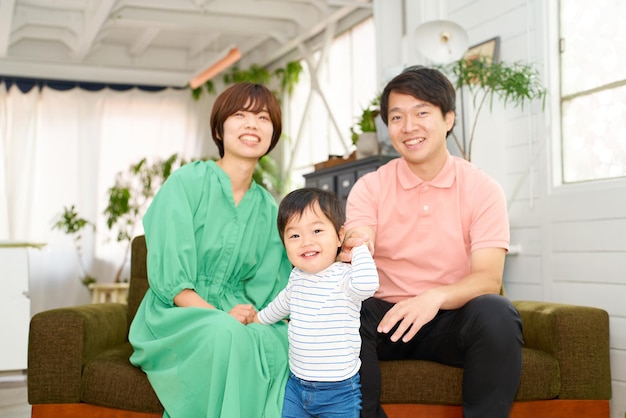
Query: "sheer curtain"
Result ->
[[0, 83, 214, 314]]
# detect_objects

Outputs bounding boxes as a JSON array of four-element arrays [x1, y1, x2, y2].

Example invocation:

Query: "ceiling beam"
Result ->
[[112, 6, 298, 37], [10, 4, 82, 35], [259, 1, 372, 67], [0, 56, 189, 87], [0, 0, 16, 56], [129, 27, 160, 56], [197, 0, 316, 29], [73, 0, 117, 60], [10, 26, 77, 52], [188, 32, 221, 59]]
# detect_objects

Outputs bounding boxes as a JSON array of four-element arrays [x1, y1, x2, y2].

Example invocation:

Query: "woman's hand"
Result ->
[[229, 304, 257, 325]]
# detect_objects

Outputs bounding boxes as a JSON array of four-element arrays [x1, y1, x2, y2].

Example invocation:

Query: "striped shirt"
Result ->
[[257, 244, 379, 381]]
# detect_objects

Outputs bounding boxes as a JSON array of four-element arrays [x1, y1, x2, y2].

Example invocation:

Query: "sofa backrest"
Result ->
[[128, 235, 149, 327]]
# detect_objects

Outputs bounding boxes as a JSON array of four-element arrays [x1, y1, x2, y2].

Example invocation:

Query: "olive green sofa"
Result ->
[[28, 235, 612, 418]]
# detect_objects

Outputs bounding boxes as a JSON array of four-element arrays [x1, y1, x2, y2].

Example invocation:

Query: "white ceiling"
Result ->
[[0, 0, 373, 87]]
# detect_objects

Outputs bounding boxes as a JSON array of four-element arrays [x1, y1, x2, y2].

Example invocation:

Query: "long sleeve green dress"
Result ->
[[129, 160, 292, 418]]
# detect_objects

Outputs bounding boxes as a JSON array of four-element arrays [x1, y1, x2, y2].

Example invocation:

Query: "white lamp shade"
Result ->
[[414, 20, 469, 64]]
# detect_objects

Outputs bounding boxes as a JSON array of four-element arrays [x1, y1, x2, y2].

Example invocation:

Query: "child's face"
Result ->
[[283, 202, 344, 274]]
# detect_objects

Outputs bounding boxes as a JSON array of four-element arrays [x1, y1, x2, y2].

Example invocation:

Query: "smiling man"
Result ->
[[340, 66, 524, 418]]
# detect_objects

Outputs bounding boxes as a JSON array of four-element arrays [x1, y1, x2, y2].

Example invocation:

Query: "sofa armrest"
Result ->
[[513, 300, 611, 400], [28, 303, 128, 404]]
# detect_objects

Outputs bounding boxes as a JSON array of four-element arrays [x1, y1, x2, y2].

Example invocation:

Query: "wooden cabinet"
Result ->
[[304, 155, 397, 206]]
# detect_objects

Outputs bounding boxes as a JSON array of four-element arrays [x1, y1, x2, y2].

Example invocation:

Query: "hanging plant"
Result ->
[[190, 60, 303, 100], [274, 61, 303, 95], [223, 64, 271, 85]]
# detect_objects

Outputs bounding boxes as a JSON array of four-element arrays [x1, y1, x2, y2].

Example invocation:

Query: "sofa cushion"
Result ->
[[79, 344, 559, 412], [379, 347, 560, 405], [81, 342, 163, 414]]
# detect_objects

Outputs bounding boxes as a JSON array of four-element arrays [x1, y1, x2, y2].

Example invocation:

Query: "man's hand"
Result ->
[[339, 227, 374, 262], [378, 290, 445, 343], [229, 304, 256, 325]]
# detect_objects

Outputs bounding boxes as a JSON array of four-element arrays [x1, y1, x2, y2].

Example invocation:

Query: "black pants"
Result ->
[[359, 294, 523, 418]]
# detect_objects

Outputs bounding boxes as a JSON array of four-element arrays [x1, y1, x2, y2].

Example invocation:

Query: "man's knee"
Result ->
[[464, 294, 523, 342]]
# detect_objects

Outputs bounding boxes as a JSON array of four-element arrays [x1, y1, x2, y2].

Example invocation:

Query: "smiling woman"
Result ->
[[128, 82, 294, 418]]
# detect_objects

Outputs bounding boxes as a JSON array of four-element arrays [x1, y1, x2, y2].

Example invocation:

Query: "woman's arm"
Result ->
[[173, 288, 215, 308], [174, 288, 256, 324]]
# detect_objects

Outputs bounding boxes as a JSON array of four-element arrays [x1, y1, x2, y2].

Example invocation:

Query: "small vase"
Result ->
[[356, 132, 379, 159]]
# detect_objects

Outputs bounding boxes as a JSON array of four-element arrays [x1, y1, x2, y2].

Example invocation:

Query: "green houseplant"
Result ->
[[350, 96, 380, 145], [52, 205, 96, 286], [442, 57, 547, 161], [350, 96, 381, 159], [53, 153, 283, 287], [103, 153, 187, 283], [191, 60, 303, 101]]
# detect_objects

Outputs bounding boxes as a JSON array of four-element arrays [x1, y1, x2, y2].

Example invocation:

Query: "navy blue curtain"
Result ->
[[0, 75, 178, 93]]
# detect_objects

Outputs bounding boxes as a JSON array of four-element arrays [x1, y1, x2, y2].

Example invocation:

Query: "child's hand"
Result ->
[[229, 304, 256, 325], [339, 230, 373, 262]]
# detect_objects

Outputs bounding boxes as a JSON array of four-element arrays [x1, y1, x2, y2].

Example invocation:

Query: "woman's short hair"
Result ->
[[210, 82, 282, 157]]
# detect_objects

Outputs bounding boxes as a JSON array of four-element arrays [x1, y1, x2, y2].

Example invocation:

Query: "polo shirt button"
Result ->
[[423, 205, 429, 211]]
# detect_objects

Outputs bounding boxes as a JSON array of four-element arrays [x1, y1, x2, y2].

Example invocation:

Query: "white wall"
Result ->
[[374, 0, 626, 416]]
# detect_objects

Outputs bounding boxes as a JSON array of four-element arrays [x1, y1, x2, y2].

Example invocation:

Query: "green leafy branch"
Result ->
[[442, 57, 547, 161], [52, 205, 96, 286], [191, 61, 303, 101]]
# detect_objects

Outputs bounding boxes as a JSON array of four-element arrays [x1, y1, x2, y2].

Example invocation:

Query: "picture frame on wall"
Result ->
[[464, 36, 501, 63]]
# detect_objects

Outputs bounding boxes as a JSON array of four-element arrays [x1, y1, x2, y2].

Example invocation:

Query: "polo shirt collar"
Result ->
[[398, 152, 456, 190]]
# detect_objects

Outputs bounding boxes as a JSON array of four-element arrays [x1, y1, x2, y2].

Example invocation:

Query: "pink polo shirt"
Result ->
[[345, 154, 509, 303]]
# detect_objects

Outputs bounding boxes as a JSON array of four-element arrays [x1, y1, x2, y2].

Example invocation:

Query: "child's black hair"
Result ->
[[277, 188, 345, 243]]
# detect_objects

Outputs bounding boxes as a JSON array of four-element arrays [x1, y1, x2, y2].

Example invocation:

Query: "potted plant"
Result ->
[[442, 57, 547, 161], [103, 153, 187, 283], [350, 96, 380, 159], [52, 205, 96, 287], [53, 153, 283, 287]]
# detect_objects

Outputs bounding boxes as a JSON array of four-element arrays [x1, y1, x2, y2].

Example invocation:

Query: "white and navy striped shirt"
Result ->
[[257, 244, 379, 382]]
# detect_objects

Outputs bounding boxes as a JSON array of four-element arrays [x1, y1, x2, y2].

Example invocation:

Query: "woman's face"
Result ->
[[221, 104, 274, 160]]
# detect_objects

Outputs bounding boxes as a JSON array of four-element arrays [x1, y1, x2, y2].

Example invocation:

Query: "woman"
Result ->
[[129, 82, 293, 418]]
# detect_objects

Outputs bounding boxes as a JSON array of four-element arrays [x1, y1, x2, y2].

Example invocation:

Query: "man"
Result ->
[[340, 66, 523, 418]]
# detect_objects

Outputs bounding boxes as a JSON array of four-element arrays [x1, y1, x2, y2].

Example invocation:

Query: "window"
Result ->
[[283, 17, 377, 189], [560, 0, 626, 183]]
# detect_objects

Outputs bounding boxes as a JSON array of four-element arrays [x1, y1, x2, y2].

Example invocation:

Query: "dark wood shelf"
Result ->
[[304, 155, 397, 206]]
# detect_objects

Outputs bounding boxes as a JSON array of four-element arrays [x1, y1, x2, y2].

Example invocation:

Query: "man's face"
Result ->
[[386, 91, 454, 170]]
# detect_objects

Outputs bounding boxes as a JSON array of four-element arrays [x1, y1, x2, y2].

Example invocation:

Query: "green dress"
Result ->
[[129, 160, 292, 418]]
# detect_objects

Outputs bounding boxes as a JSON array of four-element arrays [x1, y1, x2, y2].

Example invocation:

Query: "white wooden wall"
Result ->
[[374, 0, 626, 416]]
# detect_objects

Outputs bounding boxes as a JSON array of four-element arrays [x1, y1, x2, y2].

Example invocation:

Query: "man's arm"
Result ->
[[377, 247, 506, 343]]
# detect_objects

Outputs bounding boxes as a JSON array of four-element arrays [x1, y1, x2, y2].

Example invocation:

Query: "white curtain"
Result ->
[[0, 83, 214, 314]]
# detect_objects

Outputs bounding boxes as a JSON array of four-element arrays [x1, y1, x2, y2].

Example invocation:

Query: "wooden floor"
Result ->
[[0, 371, 30, 418]]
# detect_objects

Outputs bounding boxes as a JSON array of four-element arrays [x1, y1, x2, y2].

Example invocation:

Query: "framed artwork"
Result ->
[[463, 36, 501, 63]]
